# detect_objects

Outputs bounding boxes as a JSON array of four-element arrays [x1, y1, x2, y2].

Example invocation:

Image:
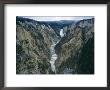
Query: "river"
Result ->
[[49, 43, 57, 73], [50, 29, 64, 73]]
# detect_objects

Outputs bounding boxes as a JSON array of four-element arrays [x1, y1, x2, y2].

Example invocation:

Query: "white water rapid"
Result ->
[[50, 43, 57, 73], [50, 29, 64, 73]]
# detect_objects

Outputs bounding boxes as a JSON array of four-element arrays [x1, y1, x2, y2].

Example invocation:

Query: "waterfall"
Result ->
[[60, 29, 64, 37]]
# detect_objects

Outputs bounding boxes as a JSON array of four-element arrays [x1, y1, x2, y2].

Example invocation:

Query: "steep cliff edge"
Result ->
[[55, 18, 94, 74], [16, 17, 59, 74]]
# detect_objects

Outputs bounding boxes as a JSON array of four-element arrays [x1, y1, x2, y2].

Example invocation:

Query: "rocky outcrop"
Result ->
[[55, 18, 94, 74], [16, 17, 59, 74]]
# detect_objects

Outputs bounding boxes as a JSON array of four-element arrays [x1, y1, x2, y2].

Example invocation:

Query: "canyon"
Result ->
[[16, 17, 94, 74]]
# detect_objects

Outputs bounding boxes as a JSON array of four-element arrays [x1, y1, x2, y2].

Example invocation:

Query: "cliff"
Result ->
[[16, 17, 59, 74], [55, 18, 94, 74]]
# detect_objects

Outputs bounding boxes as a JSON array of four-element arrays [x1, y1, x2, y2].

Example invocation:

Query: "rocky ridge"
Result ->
[[55, 18, 94, 74], [16, 17, 59, 74]]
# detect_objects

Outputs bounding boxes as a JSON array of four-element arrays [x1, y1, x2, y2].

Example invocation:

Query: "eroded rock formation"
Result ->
[[55, 18, 94, 74]]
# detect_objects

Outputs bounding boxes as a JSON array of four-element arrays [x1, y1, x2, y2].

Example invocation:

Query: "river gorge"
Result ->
[[49, 29, 64, 73], [16, 16, 94, 74]]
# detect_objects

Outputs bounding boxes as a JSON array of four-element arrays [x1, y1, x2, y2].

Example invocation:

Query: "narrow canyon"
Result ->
[[16, 17, 94, 74]]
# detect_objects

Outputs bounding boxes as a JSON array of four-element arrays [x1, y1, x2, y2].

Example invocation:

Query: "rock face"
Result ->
[[16, 17, 59, 74], [55, 18, 94, 74]]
